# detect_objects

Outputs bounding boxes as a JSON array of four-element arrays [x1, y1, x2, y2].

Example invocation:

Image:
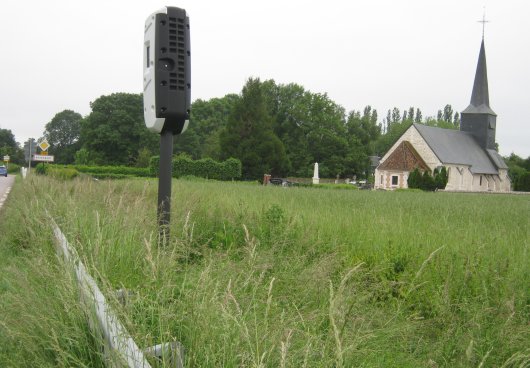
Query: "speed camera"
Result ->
[[143, 6, 190, 134]]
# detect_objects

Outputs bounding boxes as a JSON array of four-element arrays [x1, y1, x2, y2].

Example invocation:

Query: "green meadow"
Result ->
[[1, 176, 528, 367]]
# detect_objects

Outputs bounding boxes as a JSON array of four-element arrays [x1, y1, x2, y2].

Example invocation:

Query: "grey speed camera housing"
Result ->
[[143, 7, 190, 134]]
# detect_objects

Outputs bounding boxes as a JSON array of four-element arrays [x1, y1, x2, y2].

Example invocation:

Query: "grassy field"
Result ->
[[1, 175, 528, 367]]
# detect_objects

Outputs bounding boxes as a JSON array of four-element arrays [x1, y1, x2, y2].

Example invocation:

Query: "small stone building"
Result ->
[[374, 38, 510, 192]]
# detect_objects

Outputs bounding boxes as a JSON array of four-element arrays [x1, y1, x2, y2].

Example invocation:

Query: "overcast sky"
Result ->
[[1, 0, 528, 157]]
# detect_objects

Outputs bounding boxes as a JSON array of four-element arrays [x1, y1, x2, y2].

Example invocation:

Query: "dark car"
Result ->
[[269, 178, 292, 187], [0, 166, 7, 177]]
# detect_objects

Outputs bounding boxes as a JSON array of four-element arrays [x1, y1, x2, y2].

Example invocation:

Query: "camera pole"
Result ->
[[158, 129, 173, 242]]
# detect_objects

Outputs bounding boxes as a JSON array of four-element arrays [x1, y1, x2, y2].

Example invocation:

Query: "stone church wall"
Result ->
[[374, 125, 441, 190], [445, 166, 511, 192]]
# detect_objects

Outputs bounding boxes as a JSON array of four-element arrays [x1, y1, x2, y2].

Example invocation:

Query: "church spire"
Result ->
[[470, 40, 491, 109], [461, 36, 497, 150], [462, 39, 496, 115]]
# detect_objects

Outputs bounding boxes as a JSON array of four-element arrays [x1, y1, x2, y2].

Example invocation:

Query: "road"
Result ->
[[0, 175, 15, 210]]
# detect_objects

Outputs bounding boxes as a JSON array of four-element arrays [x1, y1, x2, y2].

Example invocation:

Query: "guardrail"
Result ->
[[49, 216, 184, 367]]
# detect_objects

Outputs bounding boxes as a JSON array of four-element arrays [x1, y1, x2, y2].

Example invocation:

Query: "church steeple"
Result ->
[[461, 38, 497, 150], [463, 40, 495, 115]]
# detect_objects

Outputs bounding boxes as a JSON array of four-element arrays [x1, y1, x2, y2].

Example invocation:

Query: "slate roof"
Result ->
[[413, 123, 505, 174]]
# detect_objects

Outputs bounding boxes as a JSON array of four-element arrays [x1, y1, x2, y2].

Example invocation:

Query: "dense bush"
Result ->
[[6, 163, 20, 174], [69, 165, 151, 177], [35, 163, 48, 175], [48, 167, 78, 180], [34, 163, 78, 180], [88, 173, 132, 180], [407, 167, 447, 191], [150, 155, 242, 181]]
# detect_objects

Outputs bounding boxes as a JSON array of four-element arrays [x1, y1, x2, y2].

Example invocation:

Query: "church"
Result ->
[[374, 37, 511, 192]]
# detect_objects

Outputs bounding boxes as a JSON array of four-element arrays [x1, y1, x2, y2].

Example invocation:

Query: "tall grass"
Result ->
[[1, 175, 529, 367], [0, 177, 105, 367]]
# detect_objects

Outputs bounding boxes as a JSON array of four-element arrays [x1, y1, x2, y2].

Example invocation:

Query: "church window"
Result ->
[[480, 175, 483, 186], [391, 175, 399, 186], [380, 175, 383, 185]]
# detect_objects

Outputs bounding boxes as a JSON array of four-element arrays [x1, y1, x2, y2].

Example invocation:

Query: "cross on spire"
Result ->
[[478, 8, 490, 40]]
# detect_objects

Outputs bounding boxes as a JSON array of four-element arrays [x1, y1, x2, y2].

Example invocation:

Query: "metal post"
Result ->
[[28, 139, 33, 175], [158, 130, 173, 242]]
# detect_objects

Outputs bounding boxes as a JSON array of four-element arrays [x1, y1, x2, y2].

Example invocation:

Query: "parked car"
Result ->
[[269, 178, 292, 187], [0, 166, 7, 177]]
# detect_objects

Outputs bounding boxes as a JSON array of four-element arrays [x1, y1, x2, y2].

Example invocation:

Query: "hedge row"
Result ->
[[67, 165, 151, 177], [150, 156, 242, 181], [34, 158, 242, 181]]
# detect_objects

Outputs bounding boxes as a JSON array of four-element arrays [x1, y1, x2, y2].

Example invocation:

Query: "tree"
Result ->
[[80, 93, 158, 165], [0, 128, 24, 164], [374, 119, 412, 157], [407, 168, 422, 189], [43, 109, 82, 164], [453, 112, 460, 128], [422, 170, 436, 191], [434, 167, 448, 189], [516, 172, 530, 191], [74, 148, 91, 165], [391, 107, 401, 124], [220, 78, 289, 179], [505, 153, 530, 191], [442, 104, 454, 123], [179, 94, 239, 159], [414, 108, 423, 123]]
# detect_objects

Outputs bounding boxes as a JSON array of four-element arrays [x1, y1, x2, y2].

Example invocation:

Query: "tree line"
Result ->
[[2, 77, 527, 185]]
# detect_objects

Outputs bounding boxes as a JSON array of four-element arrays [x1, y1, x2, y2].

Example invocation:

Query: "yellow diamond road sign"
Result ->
[[39, 140, 50, 152]]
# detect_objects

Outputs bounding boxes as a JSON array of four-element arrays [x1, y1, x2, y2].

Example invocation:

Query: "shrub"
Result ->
[[6, 163, 20, 174], [150, 155, 242, 181], [87, 173, 131, 180], [47, 167, 78, 180], [70, 165, 151, 177], [35, 163, 48, 175], [35, 164, 78, 180], [407, 168, 422, 189], [407, 167, 447, 191]]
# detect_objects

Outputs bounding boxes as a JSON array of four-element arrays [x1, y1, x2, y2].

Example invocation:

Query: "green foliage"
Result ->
[[220, 78, 289, 179], [3, 177, 528, 366], [6, 163, 20, 174], [421, 170, 436, 191], [72, 164, 151, 177], [48, 167, 78, 180], [407, 168, 422, 189], [43, 109, 83, 164], [0, 128, 24, 165], [407, 167, 447, 191], [515, 171, 530, 191], [35, 163, 48, 175], [175, 94, 239, 159], [79, 93, 158, 165], [504, 153, 530, 191], [434, 166, 448, 189], [74, 147, 91, 165], [375, 119, 413, 156], [135, 147, 152, 168], [150, 155, 242, 180], [34, 163, 78, 180]]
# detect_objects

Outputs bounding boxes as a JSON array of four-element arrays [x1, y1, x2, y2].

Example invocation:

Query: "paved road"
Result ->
[[0, 175, 15, 210]]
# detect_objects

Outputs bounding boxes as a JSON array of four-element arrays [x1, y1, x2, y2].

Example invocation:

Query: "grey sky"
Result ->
[[1, 0, 528, 157]]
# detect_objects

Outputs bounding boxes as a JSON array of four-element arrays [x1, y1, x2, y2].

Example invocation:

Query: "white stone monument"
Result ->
[[312, 162, 319, 184]]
